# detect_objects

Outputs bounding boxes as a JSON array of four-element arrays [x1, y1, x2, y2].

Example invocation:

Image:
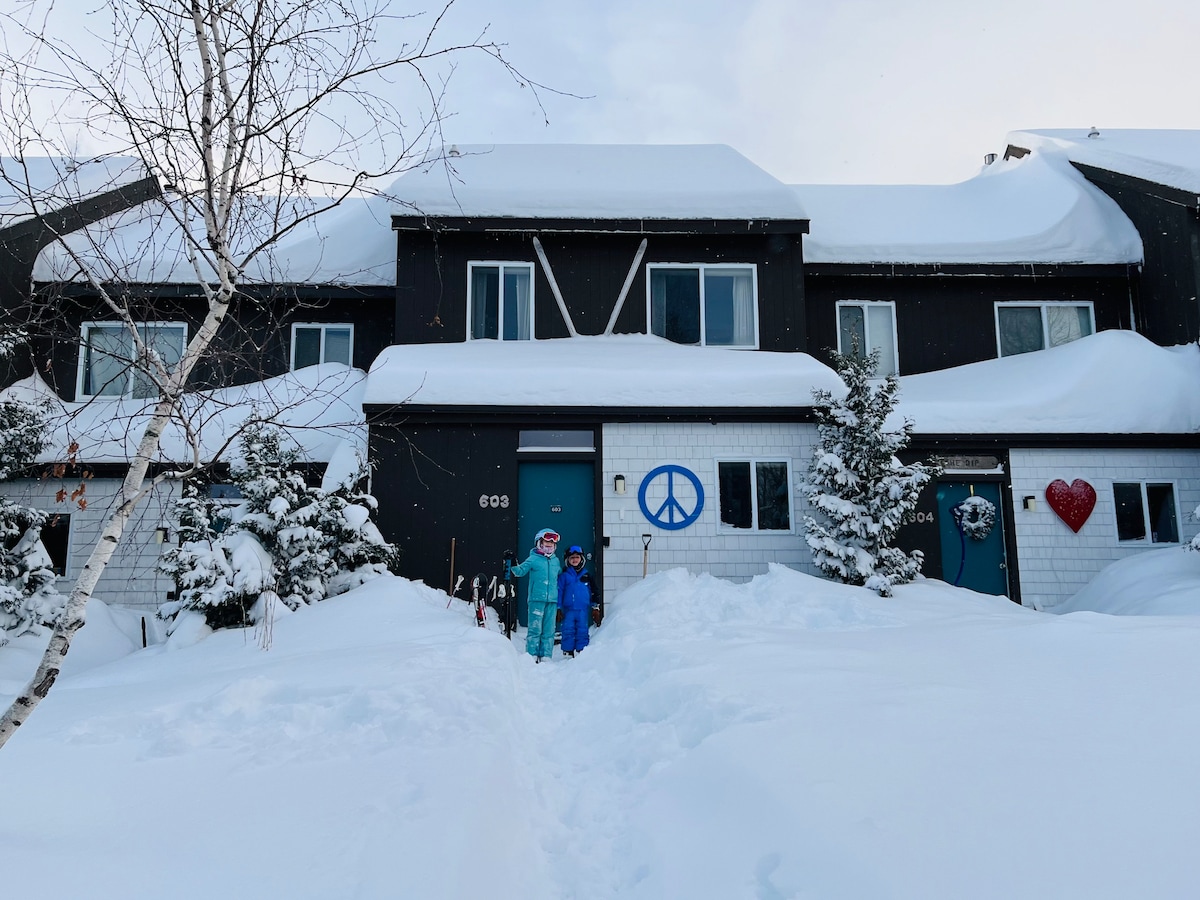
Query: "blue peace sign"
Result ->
[[638, 465, 704, 530]]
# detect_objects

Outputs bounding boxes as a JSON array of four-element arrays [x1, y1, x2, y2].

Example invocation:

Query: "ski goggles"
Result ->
[[566, 546, 584, 556], [537, 531, 560, 543]]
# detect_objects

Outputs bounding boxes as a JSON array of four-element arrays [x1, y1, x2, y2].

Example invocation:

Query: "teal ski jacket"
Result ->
[[510, 549, 562, 607]]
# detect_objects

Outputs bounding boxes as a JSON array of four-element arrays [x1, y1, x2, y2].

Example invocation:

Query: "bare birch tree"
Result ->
[[0, 0, 547, 749]]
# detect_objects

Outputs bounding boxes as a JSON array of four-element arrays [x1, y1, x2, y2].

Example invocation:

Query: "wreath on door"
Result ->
[[952, 495, 997, 541]]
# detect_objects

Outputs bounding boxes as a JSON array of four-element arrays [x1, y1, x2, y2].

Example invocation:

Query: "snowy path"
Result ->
[[4, 567, 1200, 899]]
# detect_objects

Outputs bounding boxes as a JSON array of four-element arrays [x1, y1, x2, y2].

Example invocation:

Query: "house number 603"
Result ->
[[478, 494, 510, 509]]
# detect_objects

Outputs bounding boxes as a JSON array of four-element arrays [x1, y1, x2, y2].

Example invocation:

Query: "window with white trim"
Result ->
[[291, 323, 353, 370], [996, 301, 1094, 357], [836, 301, 898, 377], [1113, 481, 1179, 544], [717, 459, 792, 531], [78, 322, 187, 399], [648, 264, 758, 347], [468, 262, 533, 340]]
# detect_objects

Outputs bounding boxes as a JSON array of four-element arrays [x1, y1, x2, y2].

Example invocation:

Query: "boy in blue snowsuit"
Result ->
[[508, 528, 563, 662], [557, 545, 597, 658]]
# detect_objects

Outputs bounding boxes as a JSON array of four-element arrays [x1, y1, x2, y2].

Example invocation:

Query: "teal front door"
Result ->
[[517, 461, 595, 625], [936, 481, 1008, 596]]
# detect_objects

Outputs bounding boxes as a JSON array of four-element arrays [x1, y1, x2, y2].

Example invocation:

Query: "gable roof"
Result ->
[[1007, 129, 1200, 197], [387, 144, 808, 226], [797, 150, 1142, 266], [0, 157, 149, 229]]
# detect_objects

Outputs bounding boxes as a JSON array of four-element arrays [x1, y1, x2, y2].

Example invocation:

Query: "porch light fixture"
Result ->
[[154, 526, 170, 544], [614, 474, 626, 494], [1022, 496, 1037, 512]]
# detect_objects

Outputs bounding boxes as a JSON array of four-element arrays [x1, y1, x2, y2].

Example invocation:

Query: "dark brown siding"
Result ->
[[804, 267, 1136, 374], [394, 229, 806, 351]]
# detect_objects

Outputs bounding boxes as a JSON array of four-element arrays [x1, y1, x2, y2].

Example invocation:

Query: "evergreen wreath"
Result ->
[[953, 495, 997, 541]]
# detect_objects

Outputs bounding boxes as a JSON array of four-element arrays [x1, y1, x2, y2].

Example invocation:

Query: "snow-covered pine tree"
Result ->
[[0, 400, 61, 634], [803, 347, 940, 596], [157, 483, 239, 630], [319, 474, 401, 596], [230, 417, 334, 610]]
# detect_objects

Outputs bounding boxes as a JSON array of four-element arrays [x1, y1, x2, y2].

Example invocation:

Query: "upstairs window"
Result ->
[[996, 301, 1094, 357], [1113, 481, 1179, 544], [836, 301, 898, 377], [718, 459, 792, 531], [648, 264, 757, 347], [292, 323, 353, 370], [78, 322, 187, 399], [469, 262, 533, 340]]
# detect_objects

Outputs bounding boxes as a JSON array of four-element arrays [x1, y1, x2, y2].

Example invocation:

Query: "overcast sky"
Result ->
[[423, 0, 1200, 184], [7, 0, 1199, 187]]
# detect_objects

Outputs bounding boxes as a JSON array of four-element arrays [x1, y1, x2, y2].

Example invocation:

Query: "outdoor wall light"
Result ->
[[154, 526, 170, 544], [614, 474, 626, 494], [1022, 496, 1037, 512]]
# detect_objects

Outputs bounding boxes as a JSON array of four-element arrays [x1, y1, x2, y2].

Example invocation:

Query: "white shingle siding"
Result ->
[[1009, 448, 1200, 609], [0, 477, 179, 613], [601, 422, 821, 600]]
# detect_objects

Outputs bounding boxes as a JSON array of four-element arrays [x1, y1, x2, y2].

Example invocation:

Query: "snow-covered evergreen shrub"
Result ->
[[803, 348, 940, 596], [159, 418, 398, 631], [0, 400, 61, 634], [158, 483, 239, 630]]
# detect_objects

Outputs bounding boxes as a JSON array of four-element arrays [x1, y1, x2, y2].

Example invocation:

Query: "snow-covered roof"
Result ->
[[32, 194, 397, 287], [386, 144, 808, 222], [890, 330, 1200, 434], [798, 150, 1143, 265], [362, 335, 844, 408], [0, 364, 367, 466], [1008, 129, 1200, 196], [0, 157, 149, 229]]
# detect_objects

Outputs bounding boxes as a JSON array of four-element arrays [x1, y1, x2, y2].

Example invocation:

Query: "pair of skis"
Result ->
[[468, 568, 516, 639]]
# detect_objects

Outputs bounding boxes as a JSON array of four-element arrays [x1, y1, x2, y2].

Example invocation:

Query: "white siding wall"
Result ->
[[1009, 447, 1200, 610], [601, 422, 821, 600], [0, 477, 180, 613]]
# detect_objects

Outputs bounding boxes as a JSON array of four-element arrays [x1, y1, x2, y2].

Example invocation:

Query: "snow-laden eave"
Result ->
[[890, 331, 1200, 435], [0, 364, 369, 467], [363, 335, 845, 409], [798, 149, 1143, 266]]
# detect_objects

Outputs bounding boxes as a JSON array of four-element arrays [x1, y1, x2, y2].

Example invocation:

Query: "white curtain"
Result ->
[[1046, 304, 1091, 348], [731, 270, 755, 346], [867, 304, 896, 376], [510, 267, 531, 340]]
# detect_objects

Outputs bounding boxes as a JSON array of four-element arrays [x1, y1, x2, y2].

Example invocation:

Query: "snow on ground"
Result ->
[[2, 552, 1199, 899]]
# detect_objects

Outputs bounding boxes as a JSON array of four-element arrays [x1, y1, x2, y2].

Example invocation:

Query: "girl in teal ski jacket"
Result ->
[[509, 528, 563, 662]]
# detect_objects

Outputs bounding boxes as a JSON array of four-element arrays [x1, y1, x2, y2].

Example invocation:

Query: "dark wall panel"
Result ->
[[370, 422, 519, 593], [804, 271, 1134, 375]]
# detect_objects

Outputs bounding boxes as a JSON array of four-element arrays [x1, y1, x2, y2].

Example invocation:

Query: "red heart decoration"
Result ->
[[1045, 479, 1097, 533]]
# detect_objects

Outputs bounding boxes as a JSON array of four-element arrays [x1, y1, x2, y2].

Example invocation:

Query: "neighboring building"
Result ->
[[1007, 129, 1200, 348]]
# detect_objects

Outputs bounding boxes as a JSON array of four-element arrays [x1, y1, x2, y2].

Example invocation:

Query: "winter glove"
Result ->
[[556, 609, 564, 625], [503, 549, 516, 562], [591, 606, 602, 626]]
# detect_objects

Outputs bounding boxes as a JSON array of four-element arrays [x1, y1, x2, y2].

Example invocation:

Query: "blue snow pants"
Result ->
[[560, 606, 590, 653], [526, 599, 557, 660]]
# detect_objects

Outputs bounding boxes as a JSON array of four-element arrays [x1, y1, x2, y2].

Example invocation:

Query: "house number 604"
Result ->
[[478, 494, 510, 509]]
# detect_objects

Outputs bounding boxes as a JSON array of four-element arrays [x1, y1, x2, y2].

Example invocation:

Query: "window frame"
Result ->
[[646, 262, 760, 349], [715, 457, 795, 534], [1112, 479, 1181, 545], [39, 513, 71, 577], [76, 321, 189, 400], [466, 261, 535, 341], [835, 300, 900, 377], [994, 300, 1096, 358], [290, 322, 355, 370]]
